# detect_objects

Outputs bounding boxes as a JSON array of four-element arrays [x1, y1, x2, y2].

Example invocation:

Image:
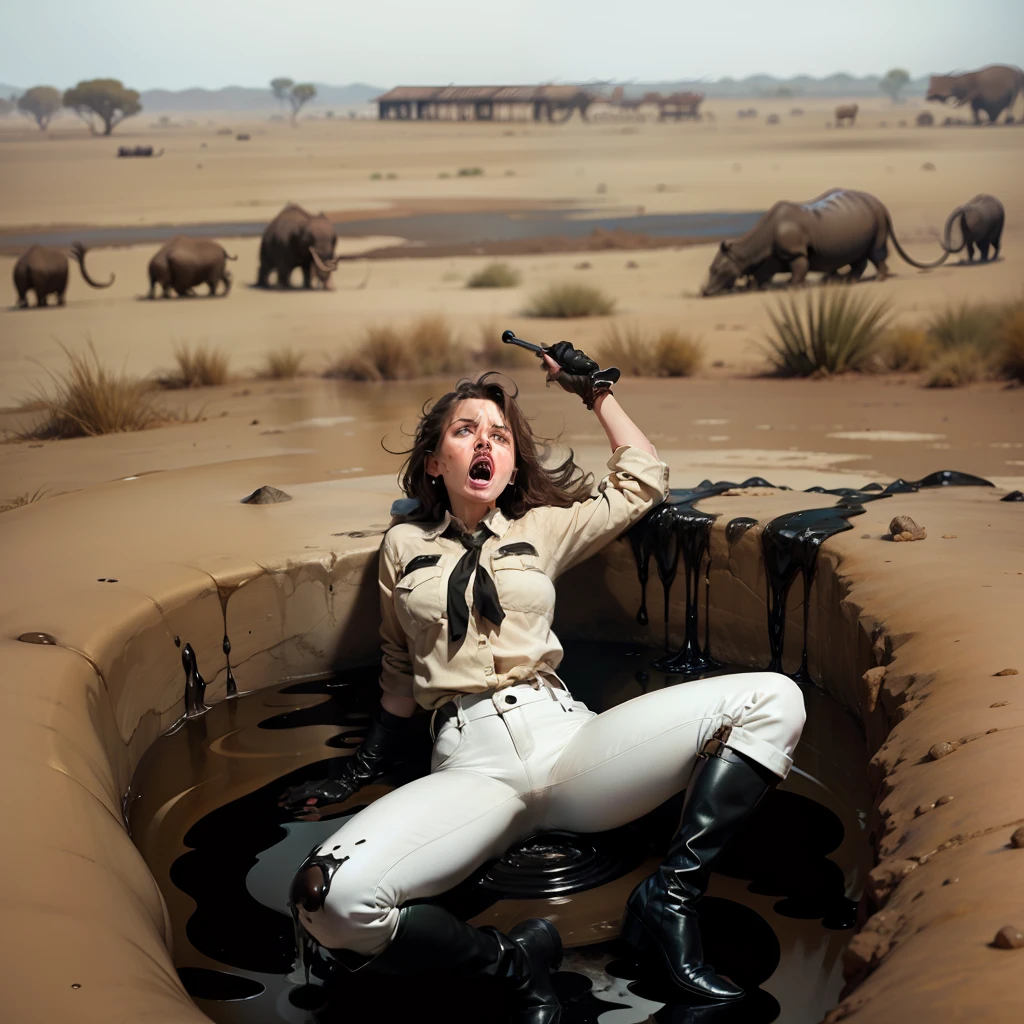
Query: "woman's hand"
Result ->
[[541, 344, 619, 410]]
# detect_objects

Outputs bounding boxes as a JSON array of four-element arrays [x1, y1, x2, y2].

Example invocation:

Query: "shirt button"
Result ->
[[485, 667, 494, 677], [504, 694, 517, 705], [477, 638, 488, 649]]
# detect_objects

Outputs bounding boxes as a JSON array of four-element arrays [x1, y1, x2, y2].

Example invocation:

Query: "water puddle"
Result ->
[[128, 642, 870, 1024]]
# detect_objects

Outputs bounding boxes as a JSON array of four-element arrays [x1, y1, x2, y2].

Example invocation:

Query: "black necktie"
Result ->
[[447, 527, 505, 644]]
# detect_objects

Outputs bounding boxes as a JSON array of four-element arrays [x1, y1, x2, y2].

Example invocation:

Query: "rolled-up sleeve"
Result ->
[[377, 539, 415, 699], [547, 445, 670, 577]]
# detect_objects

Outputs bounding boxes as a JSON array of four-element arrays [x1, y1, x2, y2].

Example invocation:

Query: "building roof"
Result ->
[[376, 85, 593, 104]]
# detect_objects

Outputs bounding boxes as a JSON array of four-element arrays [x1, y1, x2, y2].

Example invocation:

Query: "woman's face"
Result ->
[[425, 398, 516, 511]]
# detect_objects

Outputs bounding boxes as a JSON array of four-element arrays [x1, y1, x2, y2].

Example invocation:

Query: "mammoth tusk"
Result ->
[[308, 247, 334, 274]]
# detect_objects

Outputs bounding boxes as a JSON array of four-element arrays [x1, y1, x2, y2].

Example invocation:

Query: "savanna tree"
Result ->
[[63, 79, 142, 135], [289, 83, 317, 123], [17, 86, 62, 130], [271, 77, 294, 110], [0, 96, 15, 118], [880, 68, 911, 103]]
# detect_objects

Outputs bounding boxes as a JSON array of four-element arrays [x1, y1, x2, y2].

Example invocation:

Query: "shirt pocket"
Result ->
[[490, 551, 556, 617], [394, 564, 445, 635]]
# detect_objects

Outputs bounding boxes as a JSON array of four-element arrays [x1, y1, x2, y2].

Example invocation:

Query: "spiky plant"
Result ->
[[761, 286, 891, 376], [467, 262, 521, 288]]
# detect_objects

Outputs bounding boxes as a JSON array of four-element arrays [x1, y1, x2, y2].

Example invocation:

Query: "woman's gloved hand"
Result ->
[[542, 342, 620, 410], [278, 707, 424, 817]]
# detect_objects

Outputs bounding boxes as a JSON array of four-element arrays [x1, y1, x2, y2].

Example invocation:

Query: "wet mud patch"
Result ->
[[130, 642, 870, 1024]]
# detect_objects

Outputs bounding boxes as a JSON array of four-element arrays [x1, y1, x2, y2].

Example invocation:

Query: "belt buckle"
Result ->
[[701, 722, 732, 758]]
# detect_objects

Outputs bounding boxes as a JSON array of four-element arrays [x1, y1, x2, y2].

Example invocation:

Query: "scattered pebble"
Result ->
[[17, 632, 57, 645], [574, 261, 591, 270], [1010, 827, 1024, 849], [915, 804, 931, 817], [942, 534, 958, 539], [990, 701, 1009, 708], [250, 419, 259, 426], [922, 162, 936, 171], [942, 877, 958, 885], [929, 742, 954, 760], [992, 925, 1024, 949], [994, 668, 1018, 676], [890, 515, 927, 542], [861, 533, 872, 539], [240, 485, 292, 505], [935, 795, 955, 806]]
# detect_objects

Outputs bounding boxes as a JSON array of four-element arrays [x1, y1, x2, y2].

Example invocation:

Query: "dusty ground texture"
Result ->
[[1, 95, 1023, 1023]]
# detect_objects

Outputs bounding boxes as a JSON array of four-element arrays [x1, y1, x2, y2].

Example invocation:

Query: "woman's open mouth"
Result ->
[[468, 454, 494, 489]]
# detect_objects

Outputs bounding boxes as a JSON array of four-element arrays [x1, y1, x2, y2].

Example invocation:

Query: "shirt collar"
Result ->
[[421, 505, 510, 541]]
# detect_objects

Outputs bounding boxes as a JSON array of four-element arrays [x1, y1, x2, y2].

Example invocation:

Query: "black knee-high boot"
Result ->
[[621, 745, 779, 1001], [363, 904, 563, 1024]]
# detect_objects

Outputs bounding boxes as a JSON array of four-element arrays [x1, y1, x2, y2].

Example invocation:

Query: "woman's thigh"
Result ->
[[299, 768, 528, 953], [543, 671, 804, 834]]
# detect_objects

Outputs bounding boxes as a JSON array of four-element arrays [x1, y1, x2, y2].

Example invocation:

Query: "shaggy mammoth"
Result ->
[[942, 194, 1005, 262], [148, 236, 237, 298], [257, 204, 339, 289], [702, 188, 948, 296], [927, 64, 1024, 124], [13, 242, 114, 308]]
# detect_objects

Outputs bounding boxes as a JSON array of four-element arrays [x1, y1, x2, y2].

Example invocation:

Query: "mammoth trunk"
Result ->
[[69, 242, 115, 289], [942, 208, 967, 254], [883, 214, 950, 270]]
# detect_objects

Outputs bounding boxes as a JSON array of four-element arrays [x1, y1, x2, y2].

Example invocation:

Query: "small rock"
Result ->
[[994, 668, 1018, 676], [942, 877, 958, 885], [992, 925, 1024, 949], [240, 485, 292, 505], [935, 795, 955, 806], [942, 534, 958, 539], [990, 701, 1009, 708], [889, 515, 926, 541], [574, 261, 591, 270], [1010, 827, 1024, 849], [928, 742, 954, 760], [625, 260, 639, 269], [17, 632, 58, 645], [914, 804, 932, 817], [862, 666, 887, 713], [861, 533, 871, 539], [922, 162, 936, 171], [711, 359, 725, 368], [596, 183, 607, 194], [250, 419, 259, 426]]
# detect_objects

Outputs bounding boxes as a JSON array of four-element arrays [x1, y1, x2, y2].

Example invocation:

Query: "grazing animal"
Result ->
[[13, 242, 115, 308], [835, 103, 858, 126], [701, 188, 949, 296], [148, 236, 237, 298], [942, 194, 1005, 262], [257, 204, 338, 289], [927, 64, 1024, 124]]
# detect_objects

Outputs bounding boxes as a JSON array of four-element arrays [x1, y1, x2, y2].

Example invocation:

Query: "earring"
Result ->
[[429, 475, 438, 486]]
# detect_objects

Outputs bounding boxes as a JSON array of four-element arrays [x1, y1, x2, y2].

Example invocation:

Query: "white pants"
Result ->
[[296, 671, 805, 956]]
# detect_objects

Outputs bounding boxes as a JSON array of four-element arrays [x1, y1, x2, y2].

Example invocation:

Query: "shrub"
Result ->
[[926, 301, 1007, 355], [20, 343, 164, 439], [327, 317, 471, 381], [0, 488, 47, 514], [596, 325, 704, 377], [874, 326, 935, 371], [158, 343, 230, 389], [996, 307, 1024, 382], [457, 167, 484, 176], [925, 346, 988, 388], [525, 283, 616, 318], [761, 286, 891, 376], [261, 346, 304, 379], [467, 263, 521, 289]]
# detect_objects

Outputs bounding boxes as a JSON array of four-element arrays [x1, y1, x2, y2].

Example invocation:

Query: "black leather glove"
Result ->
[[278, 707, 422, 815], [545, 341, 620, 410]]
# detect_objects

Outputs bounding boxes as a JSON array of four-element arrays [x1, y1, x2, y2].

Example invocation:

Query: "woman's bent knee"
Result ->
[[290, 854, 397, 956]]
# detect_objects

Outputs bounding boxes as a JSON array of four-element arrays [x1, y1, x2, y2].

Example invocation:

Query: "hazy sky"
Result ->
[[4, 0, 1023, 89]]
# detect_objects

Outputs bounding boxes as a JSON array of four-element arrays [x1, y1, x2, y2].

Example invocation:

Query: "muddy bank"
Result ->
[[0, 450, 1021, 1023]]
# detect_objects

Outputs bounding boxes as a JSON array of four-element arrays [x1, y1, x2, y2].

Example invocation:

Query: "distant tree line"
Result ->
[[12, 79, 142, 134]]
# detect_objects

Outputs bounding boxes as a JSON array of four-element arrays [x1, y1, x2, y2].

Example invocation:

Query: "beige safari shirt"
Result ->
[[378, 445, 670, 711]]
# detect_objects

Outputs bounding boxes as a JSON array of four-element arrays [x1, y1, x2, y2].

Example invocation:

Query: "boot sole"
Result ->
[[620, 907, 744, 1002]]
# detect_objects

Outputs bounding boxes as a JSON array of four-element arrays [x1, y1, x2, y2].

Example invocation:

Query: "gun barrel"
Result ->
[[501, 330, 546, 355]]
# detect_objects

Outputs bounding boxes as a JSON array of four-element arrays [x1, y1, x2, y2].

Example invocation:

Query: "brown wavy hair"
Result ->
[[390, 372, 594, 523]]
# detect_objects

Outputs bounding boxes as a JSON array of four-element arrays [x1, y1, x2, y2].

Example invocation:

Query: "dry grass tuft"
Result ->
[[596, 325, 704, 377], [525, 282, 616, 318], [874, 326, 935, 372], [925, 346, 989, 388], [158, 343, 230, 389], [261, 346, 304, 380], [926, 302, 1006, 355], [467, 262, 521, 289], [20, 344, 166, 439], [996, 307, 1024, 382], [326, 316, 472, 381], [0, 488, 48, 514], [762, 286, 891, 376]]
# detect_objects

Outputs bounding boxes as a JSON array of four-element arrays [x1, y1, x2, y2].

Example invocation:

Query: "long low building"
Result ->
[[376, 85, 594, 122]]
